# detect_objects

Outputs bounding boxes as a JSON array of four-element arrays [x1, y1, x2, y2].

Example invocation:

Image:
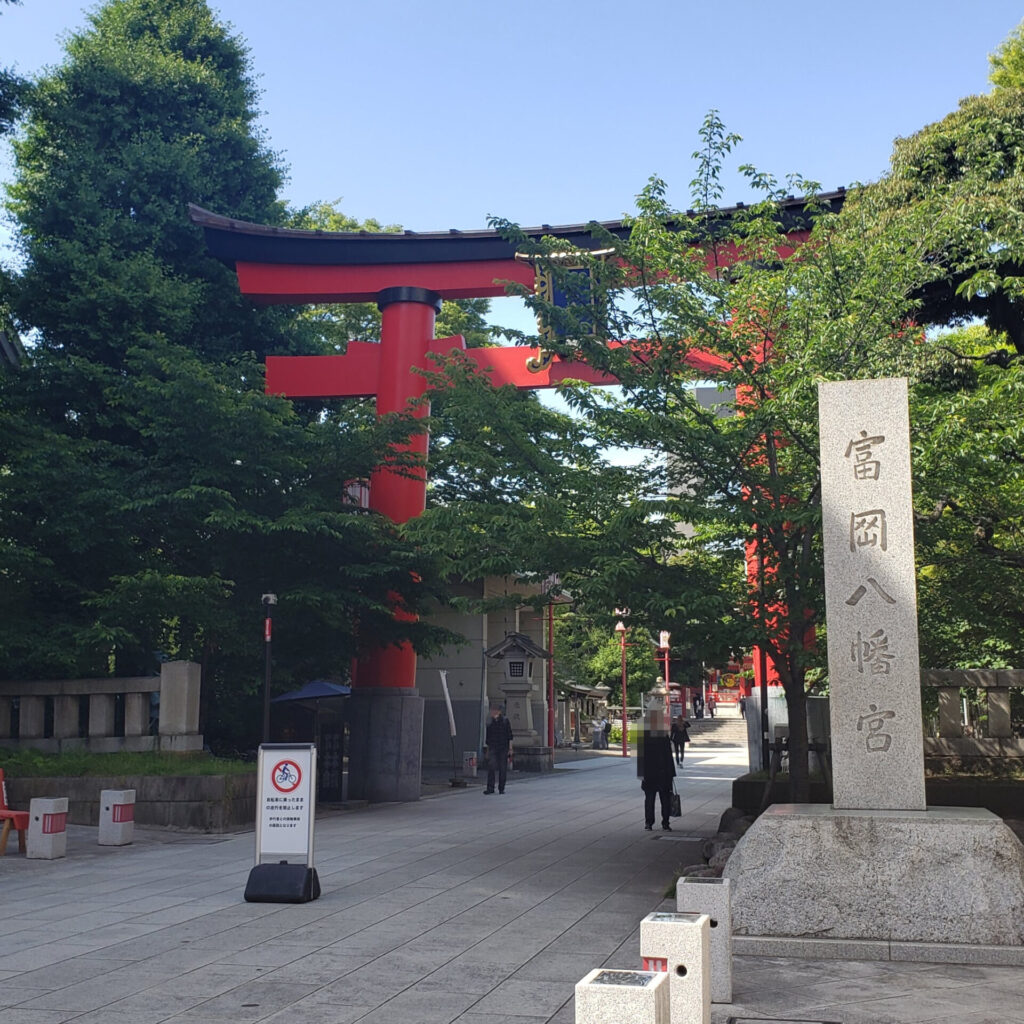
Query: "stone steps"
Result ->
[[686, 717, 748, 747]]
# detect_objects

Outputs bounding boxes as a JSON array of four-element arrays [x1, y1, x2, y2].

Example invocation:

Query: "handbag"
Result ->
[[670, 782, 682, 818]]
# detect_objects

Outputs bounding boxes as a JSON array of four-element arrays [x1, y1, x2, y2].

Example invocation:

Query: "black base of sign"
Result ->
[[244, 861, 321, 903]]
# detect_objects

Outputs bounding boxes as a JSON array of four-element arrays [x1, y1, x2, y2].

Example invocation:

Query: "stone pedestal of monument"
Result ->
[[725, 803, 1024, 961]]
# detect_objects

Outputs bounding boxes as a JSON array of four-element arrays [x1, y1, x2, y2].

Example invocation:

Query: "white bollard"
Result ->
[[676, 875, 733, 1002], [640, 912, 711, 1024], [575, 968, 669, 1024], [98, 789, 136, 846], [27, 797, 68, 859]]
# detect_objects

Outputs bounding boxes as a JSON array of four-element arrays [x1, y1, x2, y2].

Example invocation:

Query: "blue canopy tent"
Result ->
[[271, 680, 351, 801], [270, 680, 351, 704]]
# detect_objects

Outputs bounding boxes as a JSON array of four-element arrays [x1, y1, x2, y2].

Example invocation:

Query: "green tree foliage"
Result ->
[[911, 325, 1024, 670], [553, 610, 658, 707], [989, 20, 1024, 91], [876, 73, 1024, 353], [0, 0, 446, 749], [858, 21, 1024, 671], [0, 1, 25, 136], [451, 95, 1023, 795], [450, 112, 953, 800]]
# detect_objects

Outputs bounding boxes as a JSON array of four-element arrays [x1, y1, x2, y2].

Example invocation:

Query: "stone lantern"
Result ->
[[483, 632, 553, 771], [646, 676, 670, 733]]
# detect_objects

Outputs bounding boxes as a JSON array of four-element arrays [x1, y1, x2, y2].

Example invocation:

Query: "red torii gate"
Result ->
[[190, 194, 840, 800]]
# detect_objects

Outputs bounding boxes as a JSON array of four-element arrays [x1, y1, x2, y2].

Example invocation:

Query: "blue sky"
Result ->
[[4, 0, 1024, 235], [3, 2, 1023, 461]]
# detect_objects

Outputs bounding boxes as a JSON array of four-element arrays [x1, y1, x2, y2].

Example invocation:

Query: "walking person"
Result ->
[[670, 716, 690, 767], [639, 715, 676, 831], [707, 694, 717, 718], [483, 704, 513, 794], [601, 716, 611, 749]]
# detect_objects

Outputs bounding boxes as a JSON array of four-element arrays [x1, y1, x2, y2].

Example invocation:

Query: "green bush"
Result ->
[[0, 748, 253, 778]]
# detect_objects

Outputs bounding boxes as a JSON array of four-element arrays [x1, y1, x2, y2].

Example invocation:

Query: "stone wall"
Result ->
[[7, 773, 256, 833]]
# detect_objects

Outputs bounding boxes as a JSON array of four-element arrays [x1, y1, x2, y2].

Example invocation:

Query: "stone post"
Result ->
[[988, 688, 1012, 738], [937, 687, 962, 737], [575, 969, 668, 1024], [639, 912, 711, 1024], [53, 695, 79, 739], [19, 695, 46, 739], [158, 661, 203, 752], [818, 378, 926, 810], [675, 877, 732, 1002], [89, 694, 116, 738], [124, 692, 148, 737]]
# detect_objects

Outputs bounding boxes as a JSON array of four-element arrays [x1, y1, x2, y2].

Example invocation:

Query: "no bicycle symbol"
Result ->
[[271, 759, 302, 793]]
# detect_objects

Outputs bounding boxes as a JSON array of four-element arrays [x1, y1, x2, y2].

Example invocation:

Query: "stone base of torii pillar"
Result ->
[[724, 803, 1024, 963], [345, 688, 424, 803]]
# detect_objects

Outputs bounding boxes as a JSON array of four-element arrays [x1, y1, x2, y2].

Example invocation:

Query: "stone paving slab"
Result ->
[[4, 746, 1024, 1024]]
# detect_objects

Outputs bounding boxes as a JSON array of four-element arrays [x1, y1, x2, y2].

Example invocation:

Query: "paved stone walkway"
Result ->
[[3, 741, 1023, 1024]]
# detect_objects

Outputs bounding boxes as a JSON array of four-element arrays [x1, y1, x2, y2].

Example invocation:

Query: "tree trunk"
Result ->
[[783, 669, 810, 803]]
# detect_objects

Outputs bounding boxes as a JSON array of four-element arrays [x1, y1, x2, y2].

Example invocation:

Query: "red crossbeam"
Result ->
[[266, 341, 730, 398]]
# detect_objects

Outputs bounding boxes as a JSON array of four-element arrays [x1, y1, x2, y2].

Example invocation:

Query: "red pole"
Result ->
[[364, 286, 441, 689], [620, 627, 628, 757]]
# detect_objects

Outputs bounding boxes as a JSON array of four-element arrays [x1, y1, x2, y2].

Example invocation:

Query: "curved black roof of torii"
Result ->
[[188, 189, 848, 268]]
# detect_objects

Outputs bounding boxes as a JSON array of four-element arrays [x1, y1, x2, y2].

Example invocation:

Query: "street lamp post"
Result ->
[[659, 630, 671, 688], [614, 620, 628, 757], [261, 593, 277, 744]]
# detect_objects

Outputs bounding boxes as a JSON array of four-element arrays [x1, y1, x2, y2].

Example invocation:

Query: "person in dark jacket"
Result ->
[[483, 704, 513, 794], [639, 715, 677, 830], [670, 717, 690, 767]]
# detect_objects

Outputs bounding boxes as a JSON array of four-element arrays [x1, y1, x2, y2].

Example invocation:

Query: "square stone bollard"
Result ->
[[676, 875, 732, 1002], [99, 789, 136, 846], [639, 912, 710, 1024], [575, 968, 669, 1024], [27, 797, 68, 859]]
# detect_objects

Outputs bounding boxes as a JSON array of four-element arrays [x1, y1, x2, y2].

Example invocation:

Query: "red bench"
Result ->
[[0, 768, 29, 855]]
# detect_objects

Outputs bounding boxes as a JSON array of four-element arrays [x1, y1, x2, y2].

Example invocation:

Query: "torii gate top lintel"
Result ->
[[187, 191, 844, 305]]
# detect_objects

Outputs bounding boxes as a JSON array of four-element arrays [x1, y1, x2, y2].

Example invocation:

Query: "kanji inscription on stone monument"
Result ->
[[818, 378, 926, 810]]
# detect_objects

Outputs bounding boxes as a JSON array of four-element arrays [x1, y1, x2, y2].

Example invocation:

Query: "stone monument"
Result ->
[[725, 378, 1024, 964]]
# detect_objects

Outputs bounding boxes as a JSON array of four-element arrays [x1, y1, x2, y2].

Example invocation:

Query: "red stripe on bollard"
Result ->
[[42, 812, 67, 834]]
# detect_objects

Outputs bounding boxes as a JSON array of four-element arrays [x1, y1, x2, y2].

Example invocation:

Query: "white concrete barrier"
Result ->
[[27, 797, 68, 859], [98, 788, 135, 846]]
